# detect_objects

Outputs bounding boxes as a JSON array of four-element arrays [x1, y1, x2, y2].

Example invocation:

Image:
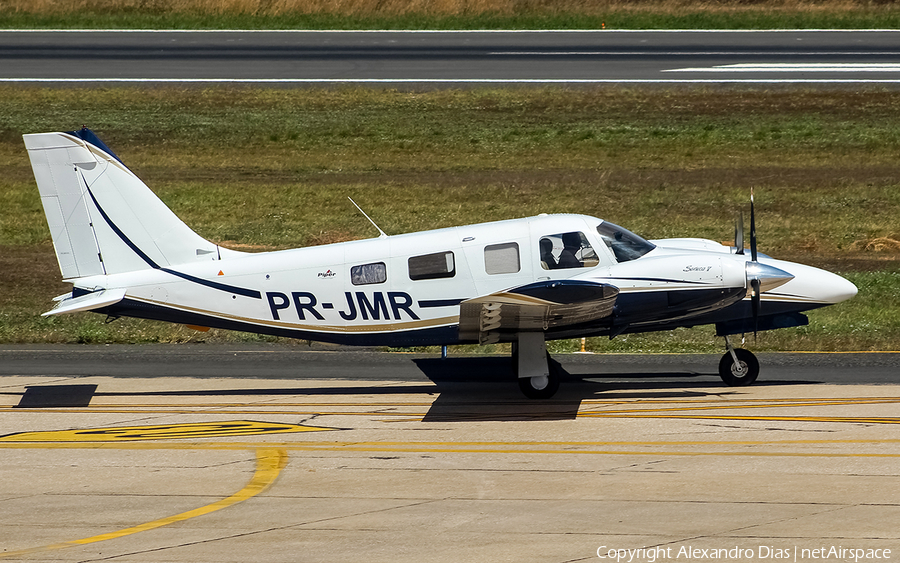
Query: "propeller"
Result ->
[[749, 189, 758, 263], [749, 190, 760, 335], [733, 212, 744, 255], [740, 189, 793, 338]]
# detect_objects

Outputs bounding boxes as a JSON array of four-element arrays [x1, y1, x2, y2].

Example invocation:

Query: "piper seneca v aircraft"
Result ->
[[25, 128, 857, 398]]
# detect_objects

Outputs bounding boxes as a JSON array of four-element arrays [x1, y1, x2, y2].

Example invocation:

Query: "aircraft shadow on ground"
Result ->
[[413, 357, 753, 422], [6, 357, 820, 420]]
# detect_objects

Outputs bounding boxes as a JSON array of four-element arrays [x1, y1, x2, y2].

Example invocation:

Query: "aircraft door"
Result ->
[[459, 227, 531, 295]]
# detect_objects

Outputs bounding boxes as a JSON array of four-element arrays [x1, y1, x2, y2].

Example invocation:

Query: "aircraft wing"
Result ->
[[458, 280, 618, 344]]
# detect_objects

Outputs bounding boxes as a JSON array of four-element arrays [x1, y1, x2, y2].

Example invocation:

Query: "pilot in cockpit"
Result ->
[[556, 232, 584, 269]]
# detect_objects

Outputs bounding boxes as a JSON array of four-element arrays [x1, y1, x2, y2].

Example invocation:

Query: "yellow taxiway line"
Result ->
[[0, 448, 288, 559], [0, 440, 897, 457]]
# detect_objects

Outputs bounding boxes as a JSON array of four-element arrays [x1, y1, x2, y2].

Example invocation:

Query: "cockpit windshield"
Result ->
[[596, 221, 656, 263]]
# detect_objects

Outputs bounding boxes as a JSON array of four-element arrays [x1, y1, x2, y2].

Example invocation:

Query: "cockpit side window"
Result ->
[[596, 222, 656, 263], [539, 232, 599, 270]]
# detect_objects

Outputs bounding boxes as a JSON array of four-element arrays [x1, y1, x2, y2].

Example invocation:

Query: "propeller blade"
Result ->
[[734, 212, 744, 255], [750, 277, 761, 338], [749, 189, 758, 262]]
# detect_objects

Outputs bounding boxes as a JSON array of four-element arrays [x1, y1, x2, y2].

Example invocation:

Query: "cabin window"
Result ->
[[351, 262, 387, 285], [484, 242, 520, 275], [539, 232, 599, 270], [408, 251, 456, 281]]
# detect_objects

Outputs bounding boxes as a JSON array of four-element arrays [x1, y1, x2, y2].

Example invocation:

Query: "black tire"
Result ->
[[518, 371, 560, 399], [517, 353, 562, 399], [718, 348, 760, 386]]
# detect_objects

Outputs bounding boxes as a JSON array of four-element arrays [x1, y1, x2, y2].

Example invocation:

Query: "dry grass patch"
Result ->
[[849, 236, 900, 253]]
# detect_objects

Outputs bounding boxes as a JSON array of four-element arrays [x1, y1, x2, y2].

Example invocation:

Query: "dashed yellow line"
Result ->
[[0, 439, 897, 457], [582, 398, 900, 413], [0, 448, 287, 559], [579, 413, 900, 424], [5, 396, 900, 426]]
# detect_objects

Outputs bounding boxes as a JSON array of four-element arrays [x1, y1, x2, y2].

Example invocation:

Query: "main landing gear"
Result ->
[[718, 335, 760, 386], [512, 332, 561, 399]]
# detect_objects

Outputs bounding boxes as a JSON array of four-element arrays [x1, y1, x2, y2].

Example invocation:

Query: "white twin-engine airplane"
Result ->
[[25, 128, 857, 398]]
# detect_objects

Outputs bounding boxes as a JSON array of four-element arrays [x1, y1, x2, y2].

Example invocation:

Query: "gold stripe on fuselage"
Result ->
[[130, 296, 460, 334]]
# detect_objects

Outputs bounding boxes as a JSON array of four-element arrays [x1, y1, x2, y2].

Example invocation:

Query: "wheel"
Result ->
[[517, 353, 562, 399], [511, 337, 562, 399], [718, 348, 760, 386], [518, 369, 560, 399]]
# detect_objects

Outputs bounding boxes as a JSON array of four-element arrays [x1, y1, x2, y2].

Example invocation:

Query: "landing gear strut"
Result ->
[[512, 332, 560, 399], [718, 335, 759, 387]]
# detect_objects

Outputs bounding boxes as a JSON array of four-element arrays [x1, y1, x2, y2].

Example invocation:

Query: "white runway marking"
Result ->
[[665, 63, 900, 73], [3, 77, 900, 84], [493, 52, 900, 56], [2, 28, 900, 33]]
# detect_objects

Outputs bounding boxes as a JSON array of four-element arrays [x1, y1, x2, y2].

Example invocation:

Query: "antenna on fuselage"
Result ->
[[348, 197, 388, 238]]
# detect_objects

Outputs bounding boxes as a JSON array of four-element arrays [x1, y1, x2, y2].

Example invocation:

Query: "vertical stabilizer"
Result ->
[[24, 129, 238, 280]]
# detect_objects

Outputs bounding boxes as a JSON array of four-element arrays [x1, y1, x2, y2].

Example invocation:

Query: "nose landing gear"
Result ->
[[719, 335, 759, 386]]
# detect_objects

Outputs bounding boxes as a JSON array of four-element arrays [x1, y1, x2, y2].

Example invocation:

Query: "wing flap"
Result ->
[[459, 280, 618, 344], [43, 288, 126, 317]]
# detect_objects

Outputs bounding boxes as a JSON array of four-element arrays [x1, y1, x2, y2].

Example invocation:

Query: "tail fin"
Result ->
[[24, 128, 237, 280]]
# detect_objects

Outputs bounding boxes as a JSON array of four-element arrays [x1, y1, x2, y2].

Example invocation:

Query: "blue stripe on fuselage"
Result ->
[[84, 184, 261, 299]]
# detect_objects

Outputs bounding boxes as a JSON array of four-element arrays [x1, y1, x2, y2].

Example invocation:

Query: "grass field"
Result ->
[[3, 0, 900, 29], [1, 85, 899, 351]]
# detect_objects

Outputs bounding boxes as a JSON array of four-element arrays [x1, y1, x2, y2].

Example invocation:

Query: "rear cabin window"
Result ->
[[484, 242, 520, 275], [351, 262, 387, 285], [408, 251, 456, 281], [539, 232, 599, 270]]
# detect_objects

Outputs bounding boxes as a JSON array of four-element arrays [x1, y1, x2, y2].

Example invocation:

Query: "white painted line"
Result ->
[[665, 63, 900, 73], [0, 29, 899, 33], [493, 51, 900, 56], [3, 77, 900, 83]]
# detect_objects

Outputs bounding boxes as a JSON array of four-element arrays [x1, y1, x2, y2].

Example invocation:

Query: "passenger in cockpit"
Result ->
[[540, 238, 558, 270]]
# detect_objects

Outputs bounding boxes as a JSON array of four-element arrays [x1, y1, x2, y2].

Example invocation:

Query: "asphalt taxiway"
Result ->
[[1, 346, 898, 562]]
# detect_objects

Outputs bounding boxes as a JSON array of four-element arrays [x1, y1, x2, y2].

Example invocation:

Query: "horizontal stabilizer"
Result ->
[[43, 288, 126, 317], [459, 280, 618, 344]]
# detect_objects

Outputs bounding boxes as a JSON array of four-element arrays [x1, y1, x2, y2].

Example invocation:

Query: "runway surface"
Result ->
[[2, 30, 900, 84], [1, 346, 898, 561]]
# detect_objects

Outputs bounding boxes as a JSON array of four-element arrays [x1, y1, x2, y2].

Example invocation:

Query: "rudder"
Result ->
[[24, 128, 237, 280]]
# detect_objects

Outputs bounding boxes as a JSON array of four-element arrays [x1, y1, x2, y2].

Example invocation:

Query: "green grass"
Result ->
[[2, 85, 899, 349], [4, 87, 900, 256], [3, 8, 900, 30]]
